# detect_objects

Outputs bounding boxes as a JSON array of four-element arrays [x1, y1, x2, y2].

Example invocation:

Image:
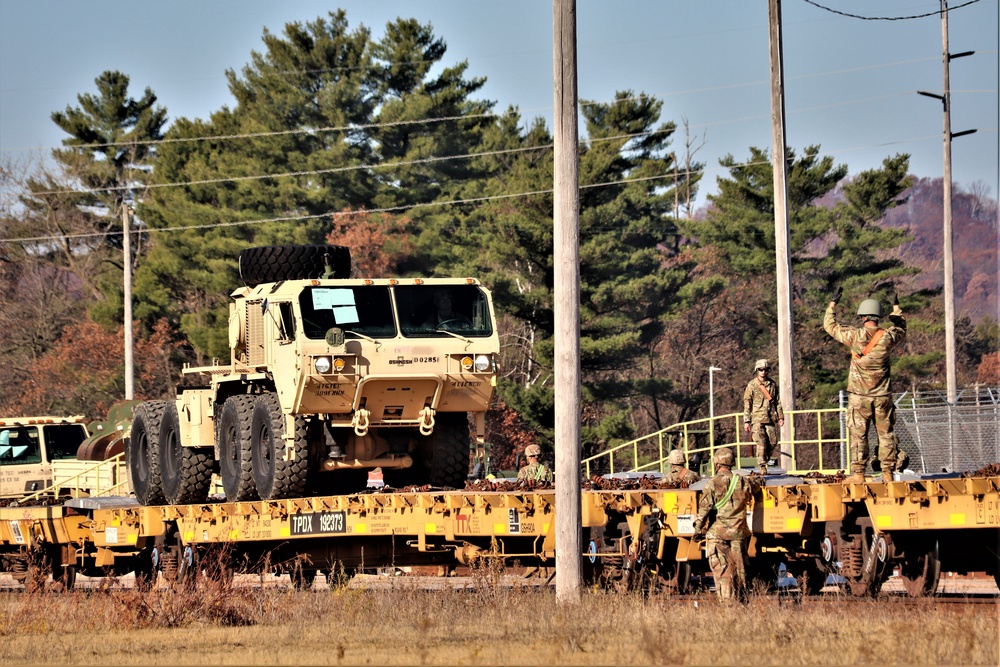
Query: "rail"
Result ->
[[18, 454, 128, 504], [582, 407, 849, 477]]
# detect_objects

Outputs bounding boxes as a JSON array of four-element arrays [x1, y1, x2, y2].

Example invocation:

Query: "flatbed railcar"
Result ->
[[0, 472, 997, 597]]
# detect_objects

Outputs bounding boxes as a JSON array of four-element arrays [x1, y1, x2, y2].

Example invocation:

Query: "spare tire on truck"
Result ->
[[239, 245, 351, 287]]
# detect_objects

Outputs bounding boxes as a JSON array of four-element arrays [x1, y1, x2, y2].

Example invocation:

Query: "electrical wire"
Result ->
[[800, 0, 982, 21]]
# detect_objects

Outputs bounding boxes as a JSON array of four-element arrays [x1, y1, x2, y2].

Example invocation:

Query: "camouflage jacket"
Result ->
[[517, 462, 553, 483], [693, 471, 763, 541], [664, 466, 701, 485], [743, 377, 783, 425], [823, 304, 906, 397]]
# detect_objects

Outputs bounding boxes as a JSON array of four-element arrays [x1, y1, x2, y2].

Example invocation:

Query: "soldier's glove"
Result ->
[[891, 292, 902, 316], [831, 286, 843, 305]]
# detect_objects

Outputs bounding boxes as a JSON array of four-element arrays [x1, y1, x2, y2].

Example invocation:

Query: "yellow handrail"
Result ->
[[18, 454, 128, 504], [582, 407, 849, 477]]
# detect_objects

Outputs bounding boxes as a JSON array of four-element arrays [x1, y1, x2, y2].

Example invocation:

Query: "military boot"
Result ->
[[845, 468, 866, 484], [880, 465, 895, 482]]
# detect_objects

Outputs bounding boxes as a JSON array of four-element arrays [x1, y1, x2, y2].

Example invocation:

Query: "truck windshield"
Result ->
[[0, 426, 40, 465], [396, 285, 493, 338], [299, 286, 396, 340]]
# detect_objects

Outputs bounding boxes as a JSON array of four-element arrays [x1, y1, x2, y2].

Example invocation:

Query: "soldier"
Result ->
[[693, 448, 764, 602], [742, 359, 784, 475], [663, 449, 701, 485], [517, 444, 553, 483], [824, 290, 906, 483]]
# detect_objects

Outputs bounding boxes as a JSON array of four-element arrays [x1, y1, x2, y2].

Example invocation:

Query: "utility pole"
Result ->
[[918, 0, 976, 405], [122, 203, 135, 400], [552, 0, 582, 603], [767, 0, 796, 463]]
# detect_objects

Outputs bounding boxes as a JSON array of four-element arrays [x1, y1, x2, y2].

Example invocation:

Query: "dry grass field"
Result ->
[[0, 570, 996, 666]]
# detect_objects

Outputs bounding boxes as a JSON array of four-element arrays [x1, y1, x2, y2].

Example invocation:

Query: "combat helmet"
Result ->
[[857, 298, 883, 319], [754, 359, 770, 371], [713, 448, 735, 467], [524, 444, 541, 457], [667, 449, 686, 466]]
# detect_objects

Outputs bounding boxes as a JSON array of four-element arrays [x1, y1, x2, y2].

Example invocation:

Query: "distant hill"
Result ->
[[882, 177, 998, 322]]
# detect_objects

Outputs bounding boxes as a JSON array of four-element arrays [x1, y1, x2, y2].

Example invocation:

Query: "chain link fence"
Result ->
[[889, 386, 1000, 474]]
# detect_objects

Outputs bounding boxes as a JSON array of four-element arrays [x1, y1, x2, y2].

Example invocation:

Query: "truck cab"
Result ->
[[0, 416, 89, 498]]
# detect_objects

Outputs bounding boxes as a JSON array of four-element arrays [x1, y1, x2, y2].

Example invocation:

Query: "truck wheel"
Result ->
[[160, 402, 214, 505], [218, 395, 257, 502], [417, 412, 470, 488], [239, 245, 351, 287], [127, 401, 167, 505], [251, 392, 309, 499]]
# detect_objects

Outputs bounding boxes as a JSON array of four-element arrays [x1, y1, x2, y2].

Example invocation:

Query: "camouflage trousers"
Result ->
[[751, 423, 778, 469], [846, 393, 897, 474], [706, 537, 750, 601]]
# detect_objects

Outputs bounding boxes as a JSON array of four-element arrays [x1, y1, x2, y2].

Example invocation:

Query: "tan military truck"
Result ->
[[0, 416, 91, 498], [126, 245, 500, 505]]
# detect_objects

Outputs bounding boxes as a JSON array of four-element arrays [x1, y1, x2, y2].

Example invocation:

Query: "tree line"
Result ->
[[0, 11, 996, 465]]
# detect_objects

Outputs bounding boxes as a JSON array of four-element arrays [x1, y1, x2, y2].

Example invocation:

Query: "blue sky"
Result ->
[[1, 0, 997, 210]]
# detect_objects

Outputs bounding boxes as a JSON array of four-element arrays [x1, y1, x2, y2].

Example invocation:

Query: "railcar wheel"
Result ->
[[160, 402, 214, 505], [127, 401, 168, 505], [219, 395, 257, 501], [251, 392, 309, 499], [900, 540, 940, 597]]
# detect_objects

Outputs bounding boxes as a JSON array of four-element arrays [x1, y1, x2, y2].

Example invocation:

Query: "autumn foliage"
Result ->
[[325, 209, 415, 278], [2, 319, 180, 420]]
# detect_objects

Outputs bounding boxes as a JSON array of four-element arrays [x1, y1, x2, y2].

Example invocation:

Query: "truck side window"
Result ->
[[45, 424, 88, 461], [277, 302, 296, 341]]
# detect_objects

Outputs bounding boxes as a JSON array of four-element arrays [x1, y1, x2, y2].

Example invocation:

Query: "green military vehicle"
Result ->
[[126, 245, 500, 505]]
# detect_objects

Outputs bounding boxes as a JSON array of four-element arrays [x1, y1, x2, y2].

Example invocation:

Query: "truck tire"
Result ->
[[251, 392, 309, 499], [239, 245, 351, 287], [127, 401, 168, 505], [159, 402, 214, 505], [419, 412, 471, 488], [218, 395, 257, 502]]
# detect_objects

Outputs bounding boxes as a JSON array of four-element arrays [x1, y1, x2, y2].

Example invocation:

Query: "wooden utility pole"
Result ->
[[918, 0, 976, 405], [767, 0, 797, 463], [553, 0, 582, 602], [122, 203, 135, 400]]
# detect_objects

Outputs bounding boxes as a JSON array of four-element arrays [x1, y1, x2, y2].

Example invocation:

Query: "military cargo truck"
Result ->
[[0, 416, 91, 498], [126, 245, 500, 505]]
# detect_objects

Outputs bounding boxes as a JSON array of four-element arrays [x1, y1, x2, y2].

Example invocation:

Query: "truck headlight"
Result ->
[[314, 356, 332, 374], [475, 355, 491, 372]]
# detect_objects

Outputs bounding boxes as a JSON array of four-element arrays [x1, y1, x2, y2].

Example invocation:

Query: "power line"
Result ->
[[801, 0, 982, 21], [0, 133, 947, 246], [0, 55, 957, 155], [0, 112, 499, 154]]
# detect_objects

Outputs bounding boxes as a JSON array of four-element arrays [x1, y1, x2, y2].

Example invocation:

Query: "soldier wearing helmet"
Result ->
[[663, 448, 700, 486], [692, 448, 764, 602], [517, 444, 553, 483], [742, 358, 784, 475], [824, 288, 907, 483]]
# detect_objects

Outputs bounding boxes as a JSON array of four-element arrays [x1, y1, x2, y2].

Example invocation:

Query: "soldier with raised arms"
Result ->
[[824, 289, 907, 483]]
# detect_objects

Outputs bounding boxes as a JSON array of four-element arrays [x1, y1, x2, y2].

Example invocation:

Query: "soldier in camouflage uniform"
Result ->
[[517, 444, 553, 482], [663, 449, 701, 485], [824, 290, 906, 483], [693, 448, 764, 601], [742, 359, 785, 475]]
